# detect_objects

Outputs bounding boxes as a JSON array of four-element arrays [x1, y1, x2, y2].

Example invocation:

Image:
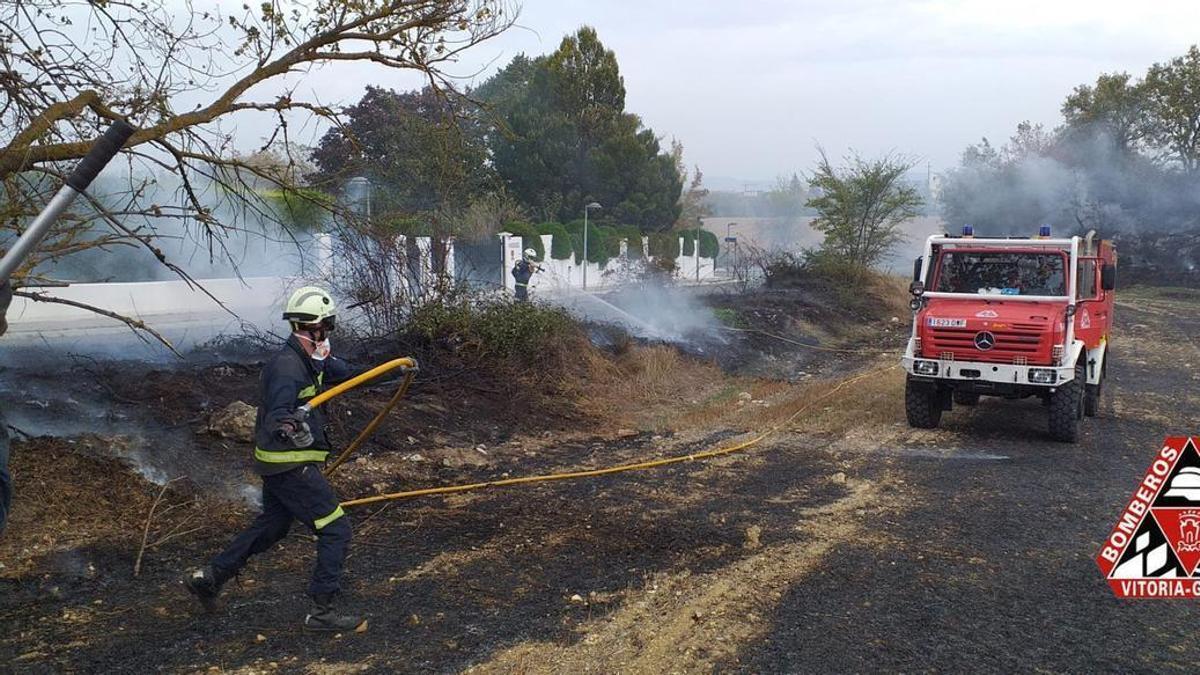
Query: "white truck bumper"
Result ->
[[901, 341, 1083, 388]]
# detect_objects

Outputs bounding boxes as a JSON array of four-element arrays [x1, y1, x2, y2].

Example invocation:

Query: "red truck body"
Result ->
[[902, 231, 1117, 442]]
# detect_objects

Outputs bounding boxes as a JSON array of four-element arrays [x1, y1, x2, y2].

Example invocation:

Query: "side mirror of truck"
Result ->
[[1101, 263, 1116, 291], [912, 256, 923, 283]]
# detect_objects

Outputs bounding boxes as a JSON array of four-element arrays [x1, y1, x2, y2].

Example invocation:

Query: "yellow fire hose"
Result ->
[[335, 363, 898, 509], [290, 357, 419, 478], [324, 369, 416, 478]]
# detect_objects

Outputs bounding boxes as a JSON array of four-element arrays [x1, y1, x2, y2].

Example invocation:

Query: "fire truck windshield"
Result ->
[[934, 251, 1067, 296]]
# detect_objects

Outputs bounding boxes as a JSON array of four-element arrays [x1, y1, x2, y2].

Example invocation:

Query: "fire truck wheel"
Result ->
[[1048, 362, 1085, 442], [905, 377, 942, 429], [953, 391, 980, 406]]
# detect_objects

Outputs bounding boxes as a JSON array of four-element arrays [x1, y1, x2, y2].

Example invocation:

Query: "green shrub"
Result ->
[[674, 230, 719, 258], [680, 230, 696, 256], [564, 218, 586, 235], [260, 188, 335, 229], [698, 230, 719, 258], [712, 307, 747, 328], [567, 223, 620, 265], [503, 221, 544, 261], [536, 221, 574, 260], [648, 232, 680, 259], [380, 215, 432, 236], [408, 294, 578, 363]]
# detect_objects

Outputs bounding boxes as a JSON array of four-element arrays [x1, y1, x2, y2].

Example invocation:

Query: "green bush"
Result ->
[[567, 222, 620, 265], [381, 215, 432, 236], [503, 221, 544, 261], [698, 230, 719, 258], [536, 221, 574, 260], [648, 232, 680, 259], [260, 188, 335, 230], [408, 295, 578, 363], [564, 218, 585, 235], [674, 229, 719, 258], [680, 230, 696, 256]]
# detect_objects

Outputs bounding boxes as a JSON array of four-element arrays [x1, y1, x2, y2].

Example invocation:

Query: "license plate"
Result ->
[[927, 317, 967, 328]]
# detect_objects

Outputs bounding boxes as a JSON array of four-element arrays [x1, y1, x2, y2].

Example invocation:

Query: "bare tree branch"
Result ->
[[13, 289, 181, 356]]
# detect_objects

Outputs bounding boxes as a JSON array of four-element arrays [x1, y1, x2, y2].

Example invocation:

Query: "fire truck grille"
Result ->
[[927, 326, 1045, 363]]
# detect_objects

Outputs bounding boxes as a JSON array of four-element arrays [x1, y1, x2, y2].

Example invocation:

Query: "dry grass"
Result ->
[[568, 343, 730, 431], [674, 358, 905, 438]]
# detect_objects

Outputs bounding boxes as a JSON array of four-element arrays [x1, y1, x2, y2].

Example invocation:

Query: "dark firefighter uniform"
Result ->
[[208, 335, 355, 597], [512, 259, 534, 301]]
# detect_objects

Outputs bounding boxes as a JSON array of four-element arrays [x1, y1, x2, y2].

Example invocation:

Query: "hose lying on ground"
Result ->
[[337, 363, 899, 508]]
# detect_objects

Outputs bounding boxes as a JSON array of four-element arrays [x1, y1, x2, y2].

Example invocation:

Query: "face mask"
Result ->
[[298, 332, 332, 361], [312, 338, 331, 361]]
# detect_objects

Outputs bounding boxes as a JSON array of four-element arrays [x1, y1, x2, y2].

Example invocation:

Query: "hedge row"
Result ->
[[678, 229, 720, 258]]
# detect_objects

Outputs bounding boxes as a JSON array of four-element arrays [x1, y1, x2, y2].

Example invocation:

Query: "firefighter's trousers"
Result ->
[[212, 464, 350, 597]]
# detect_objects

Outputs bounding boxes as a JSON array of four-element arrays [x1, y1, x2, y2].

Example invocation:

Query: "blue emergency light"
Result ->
[[1039, 224, 1052, 238], [961, 224, 974, 237]]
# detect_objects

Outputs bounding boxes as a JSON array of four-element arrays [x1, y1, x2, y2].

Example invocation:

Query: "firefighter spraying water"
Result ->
[[511, 247, 542, 302]]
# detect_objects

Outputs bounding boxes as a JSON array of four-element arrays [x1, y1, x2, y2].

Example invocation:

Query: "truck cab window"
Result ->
[[934, 251, 1067, 296], [1077, 260, 1097, 300]]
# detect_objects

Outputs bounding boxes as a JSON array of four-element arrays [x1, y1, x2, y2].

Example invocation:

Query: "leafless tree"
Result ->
[[0, 0, 516, 341]]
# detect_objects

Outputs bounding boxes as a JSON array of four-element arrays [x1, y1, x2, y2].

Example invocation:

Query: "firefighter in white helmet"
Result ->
[[185, 286, 366, 632], [511, 247, 541, 301]]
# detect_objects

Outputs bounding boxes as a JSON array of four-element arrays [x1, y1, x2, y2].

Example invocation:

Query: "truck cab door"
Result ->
[[1075, 257, 1107, 345]]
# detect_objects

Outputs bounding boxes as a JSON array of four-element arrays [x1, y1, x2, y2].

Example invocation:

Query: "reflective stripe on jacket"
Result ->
[[252, 336, 353, 476]]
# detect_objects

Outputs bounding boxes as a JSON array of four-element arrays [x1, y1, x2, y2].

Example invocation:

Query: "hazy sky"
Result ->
[[250, 0, 1200, 187]]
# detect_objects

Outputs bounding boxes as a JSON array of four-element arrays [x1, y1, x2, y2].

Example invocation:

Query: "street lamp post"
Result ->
[[583, 202, 601, 289], [695, 217, 703, 282], [726, 222, 738, 275]]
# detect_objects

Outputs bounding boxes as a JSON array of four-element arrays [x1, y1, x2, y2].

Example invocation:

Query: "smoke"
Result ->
[[938, 126, 1200, 285], [25, 171, 327, 284], [548, 280, 725, 350], [0, 368, 256, 502]]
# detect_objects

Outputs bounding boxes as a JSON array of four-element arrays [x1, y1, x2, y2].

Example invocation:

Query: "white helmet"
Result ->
[[524, 247, 537, 259], [283, 286, 336, 328]]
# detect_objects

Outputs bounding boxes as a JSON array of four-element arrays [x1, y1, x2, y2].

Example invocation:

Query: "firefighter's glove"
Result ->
[[275, 414, 314, 448]]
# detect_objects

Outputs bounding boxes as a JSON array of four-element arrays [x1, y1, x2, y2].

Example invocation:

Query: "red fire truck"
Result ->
[[901, 226, 1117, 442]]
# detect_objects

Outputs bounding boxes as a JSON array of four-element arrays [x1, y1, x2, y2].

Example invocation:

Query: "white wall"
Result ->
[[499, 232, 718, 295], [6, 230, 716, 342], [8, 277, 292, 325]]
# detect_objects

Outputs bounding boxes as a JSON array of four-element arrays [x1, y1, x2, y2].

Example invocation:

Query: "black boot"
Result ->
[[183, 565, 223, 612], [304, 593, 367, 633]]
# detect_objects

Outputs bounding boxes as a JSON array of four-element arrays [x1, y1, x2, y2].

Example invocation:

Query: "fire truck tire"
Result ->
[[1049, 362, 1085, 442], [905, 377, 942, 429], [953, 391, 980, 406]]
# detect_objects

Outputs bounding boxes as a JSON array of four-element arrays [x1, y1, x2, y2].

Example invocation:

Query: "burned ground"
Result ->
[[1, 282, 1196, 673]]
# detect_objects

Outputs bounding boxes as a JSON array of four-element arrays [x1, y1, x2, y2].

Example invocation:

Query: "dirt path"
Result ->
[[734, 292, 1200, 672], [2, 290, 1197, 673]]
